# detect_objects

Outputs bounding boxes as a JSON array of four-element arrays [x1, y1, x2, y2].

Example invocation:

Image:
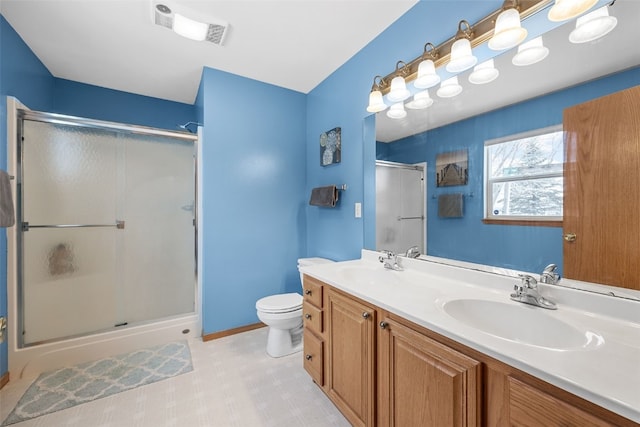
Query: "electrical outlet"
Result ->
[[0, 316, 6, 344]]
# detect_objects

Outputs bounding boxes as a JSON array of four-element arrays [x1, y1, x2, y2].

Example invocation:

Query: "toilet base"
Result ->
[[266, 324, 303, 358]]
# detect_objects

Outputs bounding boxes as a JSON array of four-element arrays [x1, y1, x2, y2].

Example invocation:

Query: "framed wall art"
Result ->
[[320, 127, 341, 166], [436, 149, 468, 187]]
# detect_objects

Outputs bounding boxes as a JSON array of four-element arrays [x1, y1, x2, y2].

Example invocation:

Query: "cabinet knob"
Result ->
[[379, 321, 389, 330], [305, 354, 312, 360], [564, 233, 577, 242], [305, 313, 312, 319], [362, 312, 371, 319], [305, 289, 312, 295]]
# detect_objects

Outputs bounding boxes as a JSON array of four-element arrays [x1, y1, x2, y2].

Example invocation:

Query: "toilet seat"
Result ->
[[256, 293, 302, 314]]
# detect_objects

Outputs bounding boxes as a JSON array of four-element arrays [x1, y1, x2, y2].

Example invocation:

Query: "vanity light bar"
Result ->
[[376, 0, 554, 95]]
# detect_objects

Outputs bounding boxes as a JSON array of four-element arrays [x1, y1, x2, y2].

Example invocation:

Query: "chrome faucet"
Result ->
[[511, 274, 557, 310], [539, 263, 561, 285], [378, 250, 403, 271], [404, 245, 421, 258]]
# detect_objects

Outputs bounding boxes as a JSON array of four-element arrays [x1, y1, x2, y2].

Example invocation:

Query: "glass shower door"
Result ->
[[375, 161, 425, 255], [19, 116, 196, 346], [21, 121, 121, 344]]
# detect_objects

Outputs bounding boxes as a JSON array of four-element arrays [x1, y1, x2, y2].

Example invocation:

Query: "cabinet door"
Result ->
[[508, 377, 612, 427], [326, 289, 375, 427], [378, 317, 481, 427]]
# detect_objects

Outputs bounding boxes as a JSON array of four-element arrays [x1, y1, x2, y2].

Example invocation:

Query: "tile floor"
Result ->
[[0, 328, 350, 427]]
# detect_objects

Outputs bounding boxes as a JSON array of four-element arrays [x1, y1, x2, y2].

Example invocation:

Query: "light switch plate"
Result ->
[[355, 202, 362, 218]]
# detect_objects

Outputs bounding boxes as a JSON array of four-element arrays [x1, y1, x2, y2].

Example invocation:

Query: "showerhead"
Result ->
[[178, 122, 203, 133]]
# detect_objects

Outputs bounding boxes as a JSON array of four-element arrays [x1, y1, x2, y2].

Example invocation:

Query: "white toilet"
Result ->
[[256, 257, 334, 357]]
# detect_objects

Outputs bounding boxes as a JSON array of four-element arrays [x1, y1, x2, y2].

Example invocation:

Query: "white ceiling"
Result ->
[[2, 0, 638, 141], [0, 0, 418, 104], [376, 0, 640, 142]]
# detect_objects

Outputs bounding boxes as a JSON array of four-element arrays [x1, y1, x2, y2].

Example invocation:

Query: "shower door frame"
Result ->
[[14, 108, 199, 348]]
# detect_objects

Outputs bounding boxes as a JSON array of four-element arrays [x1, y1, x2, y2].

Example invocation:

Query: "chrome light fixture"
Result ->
[[414, 43, 441, 89], [437, 76, 463, 98], [446, 20, 477, 73], [469, 59, 500, 84], [512, 36, 549, 66], [406, 90, 434, 110], [569, 5, 618, 43], [489, 0, 528, 51], [366, 76, 388, 113], [387, 61, 411, 103], [548, 0, 598, 22], [387, 102, 407, 119]]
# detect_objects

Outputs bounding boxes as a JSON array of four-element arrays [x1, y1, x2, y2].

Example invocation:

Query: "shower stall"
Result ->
[[7, 102, 200, 377]]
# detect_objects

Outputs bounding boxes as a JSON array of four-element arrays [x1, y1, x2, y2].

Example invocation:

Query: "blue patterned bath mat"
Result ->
[[2, 341, 193, 426]]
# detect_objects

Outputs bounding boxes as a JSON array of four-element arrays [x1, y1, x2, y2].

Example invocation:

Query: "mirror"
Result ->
[[367, 0, 640, 283]]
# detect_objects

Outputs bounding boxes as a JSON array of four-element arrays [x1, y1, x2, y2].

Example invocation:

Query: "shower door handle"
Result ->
[[22, 220, 125, 231]]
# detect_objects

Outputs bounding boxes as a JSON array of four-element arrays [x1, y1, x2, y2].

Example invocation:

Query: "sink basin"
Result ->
[[442, 299, 602, 350]]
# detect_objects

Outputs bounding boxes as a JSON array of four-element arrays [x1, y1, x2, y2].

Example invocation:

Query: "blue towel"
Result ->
[[0, 170, 15, 227]]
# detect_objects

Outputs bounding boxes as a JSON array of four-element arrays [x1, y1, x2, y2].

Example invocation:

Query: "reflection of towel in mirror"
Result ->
[[309, 185, 339, 207], [0, 170, 15, 227], [438, 193, 463, 218]]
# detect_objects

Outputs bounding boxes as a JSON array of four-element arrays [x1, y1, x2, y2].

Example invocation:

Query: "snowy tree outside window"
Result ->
[[485, 125, 563, 220]]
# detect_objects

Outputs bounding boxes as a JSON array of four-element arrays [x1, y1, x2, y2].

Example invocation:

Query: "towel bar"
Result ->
[[22, 220, 125, 231], [432, 192, 473, 199]]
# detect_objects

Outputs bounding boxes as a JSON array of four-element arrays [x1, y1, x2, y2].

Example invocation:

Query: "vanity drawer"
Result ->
[[303, 329, 324, 386], [303, 300, 323, 334], [303, 276, 323, 308]]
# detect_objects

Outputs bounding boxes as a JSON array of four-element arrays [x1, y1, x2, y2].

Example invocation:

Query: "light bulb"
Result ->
[[489, 8, 527, 51], [387, 103, 407, 119], [437, 77, 463, 98], [406, 90, 434, 110], [569, 6, 618, 44], [512, 37, 549, 66], [414, 59, 441, 89]]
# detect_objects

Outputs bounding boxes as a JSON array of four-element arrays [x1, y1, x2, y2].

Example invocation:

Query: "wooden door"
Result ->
[[563, 85, 640, 290], [326, 289, 375, 427], [378, 316, 481, 427]]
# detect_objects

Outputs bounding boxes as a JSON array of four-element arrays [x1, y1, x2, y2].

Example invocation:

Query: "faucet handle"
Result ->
[[378, 250, 394, 262], [405, 246, 420, 258], [518, 274, 538, 289], [540, 264, 561, 284]]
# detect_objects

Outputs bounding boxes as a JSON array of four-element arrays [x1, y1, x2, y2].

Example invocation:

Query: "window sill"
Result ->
[[482, 218, 562, 227]]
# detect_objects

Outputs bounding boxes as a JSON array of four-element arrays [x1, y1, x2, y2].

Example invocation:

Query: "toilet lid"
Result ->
[[256, 293, 303, 313]]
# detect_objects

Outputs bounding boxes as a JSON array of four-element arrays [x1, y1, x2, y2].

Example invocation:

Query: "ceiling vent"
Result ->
[[152, 1, 229, 45]]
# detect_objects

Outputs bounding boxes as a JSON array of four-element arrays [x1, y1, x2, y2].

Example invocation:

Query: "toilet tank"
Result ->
[[297, 257, 334, 287]]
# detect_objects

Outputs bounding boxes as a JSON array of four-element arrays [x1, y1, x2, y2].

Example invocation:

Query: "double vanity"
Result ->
[[300, 249, 640, 426]]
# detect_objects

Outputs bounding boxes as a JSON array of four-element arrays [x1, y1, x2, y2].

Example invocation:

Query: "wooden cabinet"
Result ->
[[302, 278, 636, 427], [326, 288, 376, 427], [508, 377, 613, 427], [302, 275, 325, 386], [378, 316, 481, 427]]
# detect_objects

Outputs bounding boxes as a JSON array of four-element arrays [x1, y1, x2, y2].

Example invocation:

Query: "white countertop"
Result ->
[[300, 250, 640, 423]]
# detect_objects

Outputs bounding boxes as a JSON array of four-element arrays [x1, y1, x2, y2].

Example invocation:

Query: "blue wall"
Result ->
[[52, 79, 195, 130], [198, 67, 307, 334], [377, 67, 640, 274], [304, 1, 511, 262]]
